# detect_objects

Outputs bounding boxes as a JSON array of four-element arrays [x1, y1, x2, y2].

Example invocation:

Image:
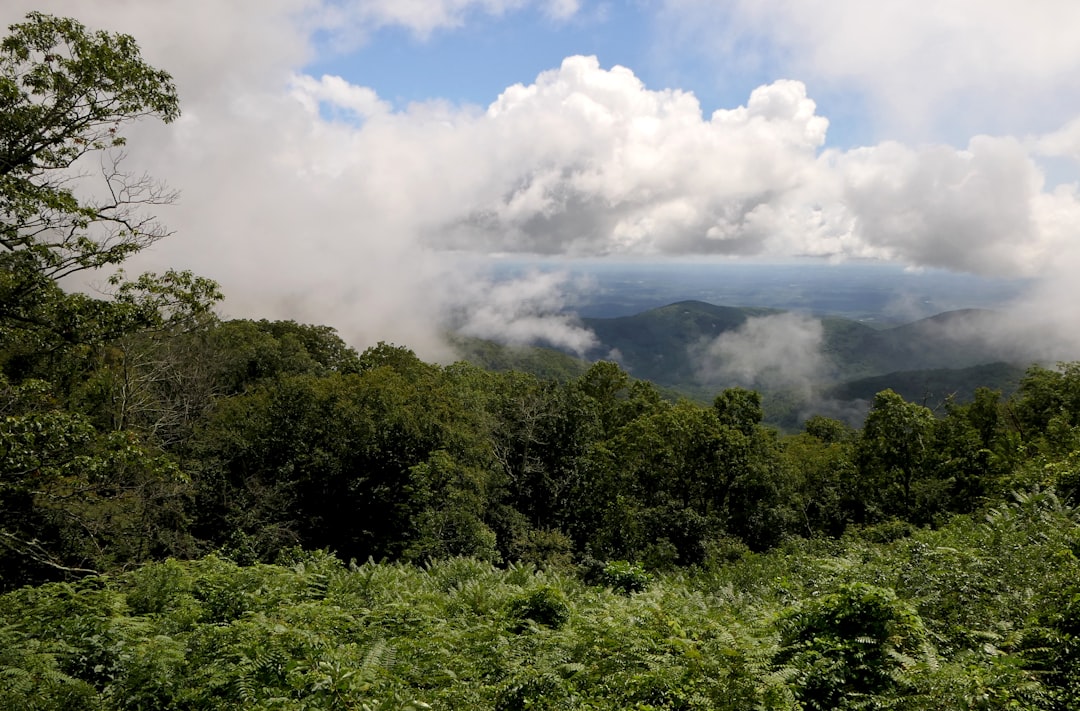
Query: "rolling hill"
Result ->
[[455, 300, 1045, 426], [582, 301, 783, 385]]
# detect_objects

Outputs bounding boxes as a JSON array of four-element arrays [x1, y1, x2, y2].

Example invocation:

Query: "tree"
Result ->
[[0, 374, 193, 587], [1, 12, 181, 361], [574, 361, 633, 437], [0, 14, 214, 585], [713, 387, 763, 436], [803, 414, 855, 445], [857, 389, 937, 520], [1014, 363, 1080, 455], [782, 432, 860, 536]]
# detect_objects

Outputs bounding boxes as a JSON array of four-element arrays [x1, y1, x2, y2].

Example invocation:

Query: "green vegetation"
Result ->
[[3, 494, 1080, 709], [448, 334, 590, 382], [6, 11, 1080, 709], [827, 362, 1026, 407]]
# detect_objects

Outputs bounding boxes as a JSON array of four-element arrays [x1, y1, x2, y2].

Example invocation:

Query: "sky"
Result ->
[[4, 1, 1080, 361]]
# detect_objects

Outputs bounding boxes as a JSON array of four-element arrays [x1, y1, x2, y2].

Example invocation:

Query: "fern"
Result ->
[[1, 535, 1077, 710], [0, 623, 100, 710]]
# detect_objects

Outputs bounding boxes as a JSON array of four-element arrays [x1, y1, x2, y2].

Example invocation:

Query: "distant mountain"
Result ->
[[454, 301, 1045, 427], [582, 301, 782, 385], [826, 362, 1027, 407], [580, 303, 1029, 386], [851, 309, 1017, 375]]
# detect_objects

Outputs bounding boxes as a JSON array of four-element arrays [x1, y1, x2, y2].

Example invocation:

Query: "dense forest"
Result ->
[[5, 12, 1080, 709]]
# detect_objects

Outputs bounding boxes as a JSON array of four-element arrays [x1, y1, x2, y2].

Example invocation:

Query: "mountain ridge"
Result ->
[[455, 300, 1041, 427]]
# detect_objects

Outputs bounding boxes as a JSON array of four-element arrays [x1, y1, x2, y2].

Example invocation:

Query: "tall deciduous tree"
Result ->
[[0, 12, 196, 371], [0, 14, 213, 585], [1014, 363, 1080, 455], [858, 389, 937, 519], [0, 11, 178, 274]]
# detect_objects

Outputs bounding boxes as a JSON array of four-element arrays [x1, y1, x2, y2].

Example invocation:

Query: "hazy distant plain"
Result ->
[[491, 260, 1032, 324]]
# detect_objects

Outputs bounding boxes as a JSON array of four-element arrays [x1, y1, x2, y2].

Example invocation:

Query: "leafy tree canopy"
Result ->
[[0, 12, 196, 363]]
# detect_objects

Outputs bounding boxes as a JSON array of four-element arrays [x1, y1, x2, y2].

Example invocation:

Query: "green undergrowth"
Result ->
[[3, 489, 1080, 710]]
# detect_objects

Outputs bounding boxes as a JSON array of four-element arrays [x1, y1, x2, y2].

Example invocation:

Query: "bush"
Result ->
[[508, 585, 571, 630], [591, 557, 648, 596], [774, 582, 927, 710]]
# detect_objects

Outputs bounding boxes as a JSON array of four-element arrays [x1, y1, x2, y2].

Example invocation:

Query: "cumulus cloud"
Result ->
[[5, 1, 1080, 363], [661, 0, 1080, 140], [442, 62, 829, 256], [289, 74, 391, 120], [694, 313, 827, 396], [1034, 117, 1080, 164], [830, 136, 1054, 276]]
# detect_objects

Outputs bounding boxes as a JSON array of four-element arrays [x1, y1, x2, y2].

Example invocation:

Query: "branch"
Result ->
[[0, 529, 100, 576]]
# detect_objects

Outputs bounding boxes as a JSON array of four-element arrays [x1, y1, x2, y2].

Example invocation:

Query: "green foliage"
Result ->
[[0, 620, 100, 710], [782, 431, 861, 536], [713, 387, 763, 436], [591, 557, 648, 592], [3, 498, 1080, 711], [858, 389, 939, 521], [775, 582, 928, 710], [0, 375, 192, 587], [803, 414, 855, 444], [451, 334, 590, 382], [1, 11, 182, 356], [1014, 363, 1080, 455], [407, 451, 501, 563], [508, 584, 571, 630], [0, 12, 216, 587]]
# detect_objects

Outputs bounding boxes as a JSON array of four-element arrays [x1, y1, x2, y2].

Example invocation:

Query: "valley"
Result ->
[[458, 299, 1040, 428]]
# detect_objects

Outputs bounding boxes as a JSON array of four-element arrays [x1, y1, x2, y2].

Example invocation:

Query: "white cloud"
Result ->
[[447, 60, 829, 256], [314, 0, 581, 44], [543, 0, 580, 21], [290, 74, 391, 121], [831, 136, 1055, 277], [5, 1, 1080, 362], [661, 0, 1080, 140], [694, 313, 827, 395], [1034, 117, 1080, 164], [450, 270, 598, 354]]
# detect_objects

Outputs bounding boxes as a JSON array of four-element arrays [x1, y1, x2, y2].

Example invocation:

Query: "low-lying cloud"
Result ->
[[695, 313, 827, 397], [448, 270, 598, 354]]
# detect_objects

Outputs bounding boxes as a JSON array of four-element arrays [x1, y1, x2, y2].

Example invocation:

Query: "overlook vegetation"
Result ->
[[5, 12, 1080, 709]]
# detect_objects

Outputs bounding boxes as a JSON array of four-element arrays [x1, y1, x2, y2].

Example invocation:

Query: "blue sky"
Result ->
[[309, 5, 654, 109], [299, 1, 1080, 150], [304, 3, 870, 144]]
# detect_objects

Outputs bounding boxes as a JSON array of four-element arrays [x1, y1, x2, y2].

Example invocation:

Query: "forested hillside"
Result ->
[[5, 12, 1080, 709], [577, 301, 1033, 418], [459, 300, 1032, 430]]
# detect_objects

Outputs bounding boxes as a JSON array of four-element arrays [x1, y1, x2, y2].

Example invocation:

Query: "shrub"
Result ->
[[508, 585, 571, 630], [774, 582, 927, 710]]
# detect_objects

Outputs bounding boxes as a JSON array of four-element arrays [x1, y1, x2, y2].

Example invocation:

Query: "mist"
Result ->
[[694, 313, 828, 398]]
